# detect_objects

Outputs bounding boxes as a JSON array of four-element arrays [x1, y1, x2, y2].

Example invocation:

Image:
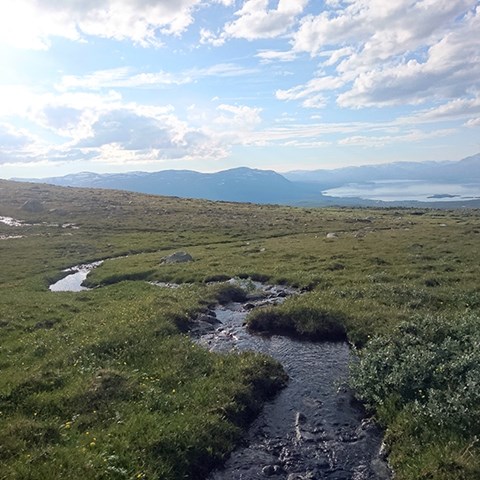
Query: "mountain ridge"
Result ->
[[12, 153, 480, 207]]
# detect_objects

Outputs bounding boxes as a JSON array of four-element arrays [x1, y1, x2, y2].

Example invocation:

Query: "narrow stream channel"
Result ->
[[48, 265, 391, 479], [195, 287, 391, 480], [49, 261, 103, 292]]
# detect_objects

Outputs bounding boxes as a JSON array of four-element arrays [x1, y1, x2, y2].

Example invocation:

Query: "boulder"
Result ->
[[161, 251, 193, 264]]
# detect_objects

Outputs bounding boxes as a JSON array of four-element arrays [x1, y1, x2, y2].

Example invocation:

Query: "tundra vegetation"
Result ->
[[0, 179, 479, 479]]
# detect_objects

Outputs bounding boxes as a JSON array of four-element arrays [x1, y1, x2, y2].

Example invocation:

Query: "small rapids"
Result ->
[[194, 285, 391, 480]]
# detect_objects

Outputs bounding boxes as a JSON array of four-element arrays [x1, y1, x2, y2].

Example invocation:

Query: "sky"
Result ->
[[0, 0, 479, 179]]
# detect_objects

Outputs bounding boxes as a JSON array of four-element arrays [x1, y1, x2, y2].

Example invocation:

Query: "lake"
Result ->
[[323, 180, 480, 202]]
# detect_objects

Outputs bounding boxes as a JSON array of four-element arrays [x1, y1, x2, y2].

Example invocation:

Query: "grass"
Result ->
[[1, 179, 479, 479]]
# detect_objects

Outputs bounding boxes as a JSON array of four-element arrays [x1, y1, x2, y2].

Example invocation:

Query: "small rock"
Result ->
[[262, 465, 276, 476], [161, 251, 193, 264], [196, 314, 219, 325]]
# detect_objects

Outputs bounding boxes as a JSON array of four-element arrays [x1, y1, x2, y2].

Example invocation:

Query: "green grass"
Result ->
[[1, 179, 479, 479]]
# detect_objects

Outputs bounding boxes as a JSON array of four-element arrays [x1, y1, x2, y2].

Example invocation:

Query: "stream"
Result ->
[[194, 285, 392, 480], [48, 265, 391, 479], [49, 261, 103, 292]]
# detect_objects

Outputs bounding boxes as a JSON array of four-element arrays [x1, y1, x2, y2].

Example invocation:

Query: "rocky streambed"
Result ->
[[192, 283, 391, 480]]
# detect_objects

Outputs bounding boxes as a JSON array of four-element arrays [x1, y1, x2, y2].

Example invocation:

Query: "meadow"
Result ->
[[0, 179, 479, 479]]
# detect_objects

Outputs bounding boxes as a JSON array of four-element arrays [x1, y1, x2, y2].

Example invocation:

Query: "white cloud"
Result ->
[[57, 68, 188, 92], [338, 8, 480, 108], [56, 64, 258, 92], [0, 0, 205, 49], [203, 0, 308, 45], [292, 0, 475, 58], [0, 123, 56, 165], [281, 140, 331, 148], [338, 129, 457, 148], [0, 124, 33, 150], [276, 75, 345, 108], [465, 118, 480, 127], [199, 28, 227, 47], [275, 1, 479, 109], [0, 87, 263, 166], [213, 104, 263, 141], [398, 95, 480, 124], [256, 49, 297, 63]]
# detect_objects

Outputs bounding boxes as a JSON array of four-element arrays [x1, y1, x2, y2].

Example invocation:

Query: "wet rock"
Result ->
[[262, 465, 276, 476], [190, 321, 216, 335], [196, 313, 219, 325], [287, 472, 316, 480], [371, 457, 393, 479], [161, 251, 193, 264], [379, 441, 389, 460]]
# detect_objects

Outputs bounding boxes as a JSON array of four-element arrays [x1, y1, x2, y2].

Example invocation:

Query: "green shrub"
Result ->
[[351, 313, 480, 478], [351, 313, 480, 434]]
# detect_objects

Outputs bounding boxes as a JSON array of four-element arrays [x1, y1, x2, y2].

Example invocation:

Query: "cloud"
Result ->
[[276, 75, 344, 109], [57, 68, 188, 92], [256, 49, 298, 63], [0, 0, 205, 49], [56, 64, 258, 91], [0, 124, 33, 150], [201, 0, 308, 45], [0, 123, 51, 165], [214, 104, 262, 129], [398, 95, 480, 124], [338, 129, 457, 148], [337, 9, 480, 107], [292, 0, 475, 59], [465, 118, 480, 127], [275, 1, 479, 109], [0, 86, 263, 166]]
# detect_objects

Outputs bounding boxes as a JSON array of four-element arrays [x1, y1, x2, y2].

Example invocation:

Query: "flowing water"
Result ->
[[47, 268, 392, 479], [195, 286, 391, 480], [49, 261, 103, 292]]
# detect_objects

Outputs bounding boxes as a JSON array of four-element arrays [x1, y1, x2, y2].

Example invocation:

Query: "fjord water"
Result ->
[[198, 299, 391, 480], [323, 180, 480, 202]]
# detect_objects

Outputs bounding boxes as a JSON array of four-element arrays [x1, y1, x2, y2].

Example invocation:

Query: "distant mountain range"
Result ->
[[13, 153, 480, 208], [284, 153, 480, 188]]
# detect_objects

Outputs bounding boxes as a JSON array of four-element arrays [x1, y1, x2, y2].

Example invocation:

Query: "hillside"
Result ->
[[1, 179, 479, 480]]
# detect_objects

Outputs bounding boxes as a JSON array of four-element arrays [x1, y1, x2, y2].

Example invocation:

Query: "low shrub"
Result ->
[[351, 313, 480, 478]]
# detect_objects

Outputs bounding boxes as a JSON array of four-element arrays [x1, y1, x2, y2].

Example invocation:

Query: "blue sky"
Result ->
[[0, 0, 479, 178]]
